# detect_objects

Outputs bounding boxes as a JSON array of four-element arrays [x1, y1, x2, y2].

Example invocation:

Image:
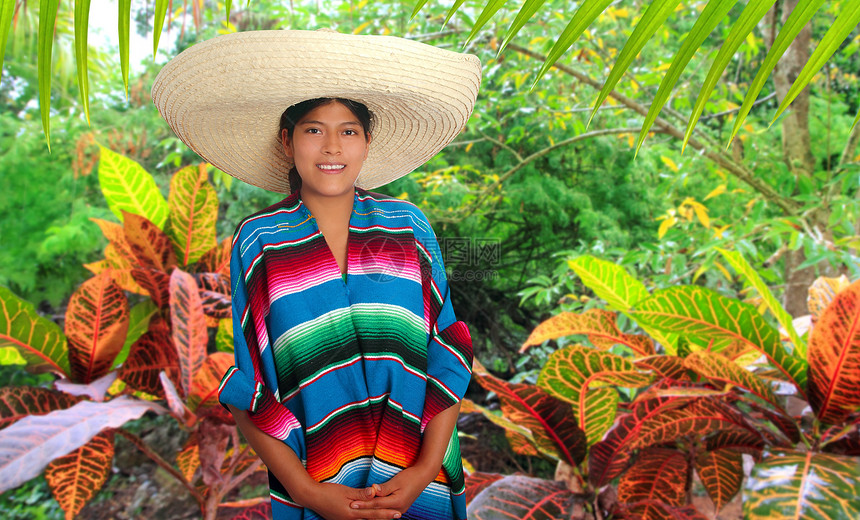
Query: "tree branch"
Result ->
[[506, 44, 802, 215], [117, 428, 204, 504]]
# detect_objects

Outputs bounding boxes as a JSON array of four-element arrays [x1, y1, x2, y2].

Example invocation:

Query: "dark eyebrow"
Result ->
[[298, 120, 361, 126]]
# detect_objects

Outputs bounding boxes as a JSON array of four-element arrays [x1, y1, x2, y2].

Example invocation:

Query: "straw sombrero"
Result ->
[[151, 29, 482, 193]]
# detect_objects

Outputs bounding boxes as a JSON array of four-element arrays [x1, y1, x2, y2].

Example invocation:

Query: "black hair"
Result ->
[[279, 98, 373, 193]]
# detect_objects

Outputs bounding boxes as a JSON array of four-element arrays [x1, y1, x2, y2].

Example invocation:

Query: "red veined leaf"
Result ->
[[65, 272, 130, 383], [227, 502, 271, 520], [589, 413, 637, 488], [0, 387, 82, 430], [177, 433, 199, 482], [44, 430, 115, 519], [821, 425, 860, 456], [196, 272, 230, 294], [170, 268, 208, 397], [521, 309, 654, 356], [539, 345, 651, 445], [743, 449, 860, 520], [123, 211, 177, 272], [635, 355, 691, 381], [633, 286, 808, 396], [160, 372, 196, 427], [629, 399, 751, 450], [465, 471, 505, 505], [472, 365, 586, 466], [467, 474, 585, 519], [118, 316, 180, 397], [808, 275, 850, 324], [131, 267, 171, 308], [0, 397, 165, 493], [0, 286, 70, 376], [617, 448, 687, 506], [683, 351, 784, 412], [198, 416, 232, 487], [460, 398, 542, 457], [189, 353, 233, 411], [505, 429, 540, 456], [621, 500, 710, 520], [695, 448, 743, 511], [746, 401, 800, 445], [705, 429, 765, 459], [196, 272, 231, 319], [54, 372, 118, 402], [167, 164, 218, 266], [199, 238, 231, 276], [807, 279, 860, 425]]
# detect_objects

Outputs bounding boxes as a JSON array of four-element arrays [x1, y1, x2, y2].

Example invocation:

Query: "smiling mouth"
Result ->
[[318, 163, 346, 171]]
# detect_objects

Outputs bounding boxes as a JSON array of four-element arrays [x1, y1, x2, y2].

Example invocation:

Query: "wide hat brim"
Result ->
[[151, 30, 482, 193]]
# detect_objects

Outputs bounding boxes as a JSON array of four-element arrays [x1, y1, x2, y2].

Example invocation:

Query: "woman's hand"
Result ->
[[303, 482, 403, 520], [348, 466, 436, 515]]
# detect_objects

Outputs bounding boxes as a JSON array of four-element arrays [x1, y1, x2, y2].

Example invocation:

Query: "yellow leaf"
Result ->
[[660, 156, 679, 172], [693, 265, 707, 283], [713, 225, 730, 239], [745, 198, 758, 210], [704, 184, 726, 200], [615, 7, 629, 17], [655, 63, 671, 72], [743, 124, 754, 133], [627, 134, 634, 148], [658, 216, 677, 239], [693, 204, 710, 228], [714, 169, 727, 181], [353, 21, 371, 34], [465, 142, 474, 153], [713, 261, 732, 281], [396, 192, 409, 200]]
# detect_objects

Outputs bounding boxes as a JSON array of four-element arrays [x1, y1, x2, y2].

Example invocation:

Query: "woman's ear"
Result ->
[[281, 128, 294, 159]]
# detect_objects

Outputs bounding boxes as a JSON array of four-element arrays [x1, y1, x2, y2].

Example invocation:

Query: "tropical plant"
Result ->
[[460, 253, 860, 519], [0, 148, 269, 520]]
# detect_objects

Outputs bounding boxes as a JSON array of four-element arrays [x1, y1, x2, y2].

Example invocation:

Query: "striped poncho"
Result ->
[[218, 188, 473, 519]]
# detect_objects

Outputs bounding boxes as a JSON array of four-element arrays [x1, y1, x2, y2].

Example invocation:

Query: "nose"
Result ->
[[321, 133, 342, 155]]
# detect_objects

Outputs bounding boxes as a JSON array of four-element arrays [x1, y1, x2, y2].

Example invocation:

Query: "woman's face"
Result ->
[[281, 101, 371, 199]]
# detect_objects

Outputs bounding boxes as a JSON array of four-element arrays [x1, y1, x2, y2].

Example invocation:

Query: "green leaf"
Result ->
[[0, 287, 70, 376], [852, 106, 860, 132], [499, 0, 547, 54], [532, 0, 614, 89], [443, 0, 467, 27], [153, 0, 169, 57], [728, 0, 826, 146], [114, 300, 158, 368], [772, 0, 860, 126], [74, 0, 92, 125], [410, 0, 431, 20], [119, 0, 131, 95], [718, 248, 805, 356], [465, 0, 506, 44], [588, 0, 683, 127], [683, 0, 778, 152], [0, 0, 16, 81], [97, 146, 169, 229], [0, 347, 26, 366], [225, 0, 232, 21], [568, 256, 678, 353], [167, 165, 218, 265], [215, 317, 234, 353], [636, 0, 739, 155], [744, 449, 860, 520], [633, 286, 808, 396], [683, 351, 785, 413], [39, 0, 61, 150]]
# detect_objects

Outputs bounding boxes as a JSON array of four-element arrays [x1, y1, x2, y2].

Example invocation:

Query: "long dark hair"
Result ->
[[279, 98, 374, 193]]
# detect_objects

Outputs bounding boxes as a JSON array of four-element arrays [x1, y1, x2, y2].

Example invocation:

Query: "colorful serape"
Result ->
[[218, 188, 473, 519]]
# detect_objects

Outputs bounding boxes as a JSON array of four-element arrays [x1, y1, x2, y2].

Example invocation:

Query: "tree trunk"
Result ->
[[772, 0, 817, 317]]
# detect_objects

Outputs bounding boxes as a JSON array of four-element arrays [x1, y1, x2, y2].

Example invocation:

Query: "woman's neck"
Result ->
[[300, 188, 355, 227]]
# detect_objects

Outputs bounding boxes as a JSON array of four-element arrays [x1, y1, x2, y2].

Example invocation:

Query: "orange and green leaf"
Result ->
[[123, 212, 177, 273], [522, 308, 653, 356], [0, 387, 82, 430], [460, 398, 541, 457], [807, 279, 860, 424], [169, 268, 208, 397], [168, 164, 218, 266], [472, 364, 586, 466], [44, 430, 115, 519], [618, 448, 687, 506], [635, 355, 690, 381], [466, 474, 584, 518], [808, 275, 851, 323], [199, 238, 231, 276], [176, 433, 200, 482], [705, 429, 765, 458], [0, 287, 70, 376], [65, 273, 129, 384], [683, 351, 783, 412], [188, 353, 233, 411], [97, 147, 169, 229], [633, 286, 807, 396], [539, 345, 651, 445], [118, 316, 179, 397], [629, 399, 750, 450], [743, 449, 860, 520], [695, 448, 743, 511]]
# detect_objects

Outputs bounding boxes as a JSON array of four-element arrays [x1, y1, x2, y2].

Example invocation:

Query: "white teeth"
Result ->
[[318, 164, 345, 170]]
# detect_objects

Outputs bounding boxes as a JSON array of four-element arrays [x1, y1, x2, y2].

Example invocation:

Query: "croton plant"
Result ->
[[461, 254, 859, 519]]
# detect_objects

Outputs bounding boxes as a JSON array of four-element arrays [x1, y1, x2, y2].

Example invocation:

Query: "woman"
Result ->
[[152, 30, 481, 520]]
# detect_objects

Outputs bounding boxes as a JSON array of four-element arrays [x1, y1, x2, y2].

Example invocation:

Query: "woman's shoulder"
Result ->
[[232, 191, 304, 240], [355, 188, 434, 238]]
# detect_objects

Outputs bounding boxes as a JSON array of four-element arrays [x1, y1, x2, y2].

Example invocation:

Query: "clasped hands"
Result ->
[[306, 466, 435, 520]]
